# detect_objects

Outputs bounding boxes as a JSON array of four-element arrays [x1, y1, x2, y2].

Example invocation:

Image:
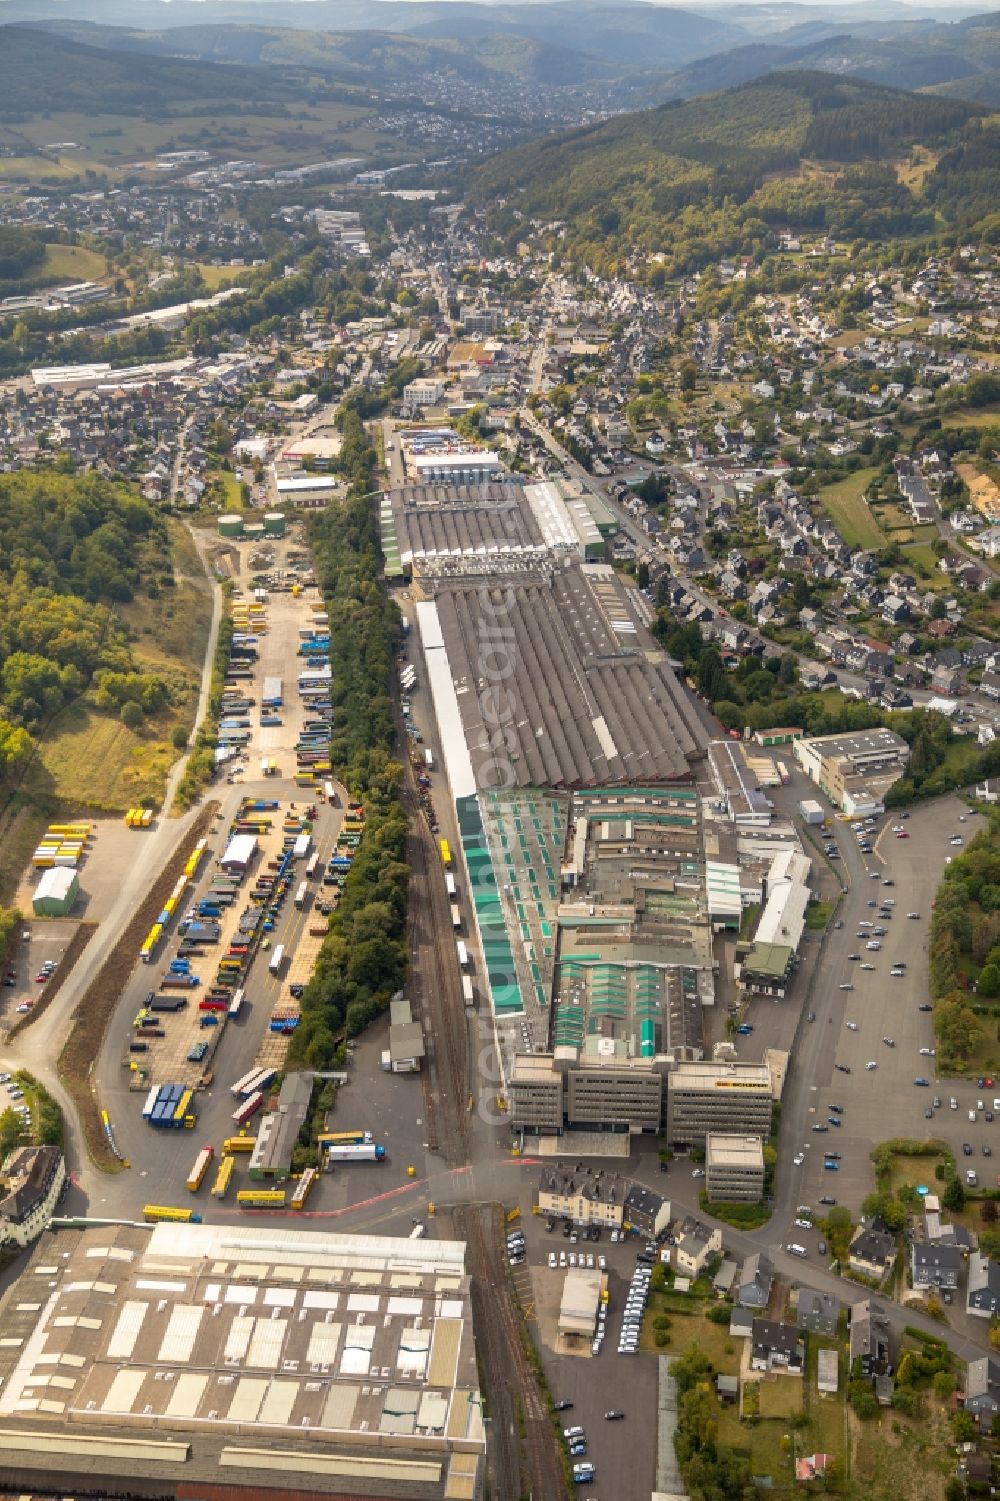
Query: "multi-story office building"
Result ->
[[705, 1134, 766, 1202], [666, 1061, 773, 1149]]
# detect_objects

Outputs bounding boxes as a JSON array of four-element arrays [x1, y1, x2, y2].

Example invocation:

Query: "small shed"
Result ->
[[817, 1348, 839, 1394], [32, 866, 79, 917], [716, 1374, 739, 1404]]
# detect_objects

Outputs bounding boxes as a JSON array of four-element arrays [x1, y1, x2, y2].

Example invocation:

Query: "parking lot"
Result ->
[[507, 1207, 661, 1501], [781, 792, 985, 1241], [0, 921, 78, 1032]]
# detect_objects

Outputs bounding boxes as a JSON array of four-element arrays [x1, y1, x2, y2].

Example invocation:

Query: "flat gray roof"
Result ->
[[430, 565, 707, 788]]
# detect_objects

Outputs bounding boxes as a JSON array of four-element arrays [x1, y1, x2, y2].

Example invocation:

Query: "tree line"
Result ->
[[286, 408, 409, 1070]]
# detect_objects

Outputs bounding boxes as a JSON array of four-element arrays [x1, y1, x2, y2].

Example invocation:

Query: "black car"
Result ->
[[825, 1151, 842, 1159], [918, 1004, 932, 1012], [835, 1063, 852, 1074], [819, 1195, 837, 1206], [964, 1143, 974, 1156], [829, 1104, 844, 1113], [554, 1400, 573, 1412], [605, 1411, 625, 1421]]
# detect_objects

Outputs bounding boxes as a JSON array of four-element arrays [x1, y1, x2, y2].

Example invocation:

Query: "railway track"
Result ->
[[404, 784, 469, 1166], [458, 1203, 567, 1501]]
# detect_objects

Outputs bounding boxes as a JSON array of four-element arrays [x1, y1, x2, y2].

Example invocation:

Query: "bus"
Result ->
[[268, 944, 285, 977], [294, 882, 309, 911], [439, 839, 452, 869], [211, 1155, 235, 1198], [237, 1189, 287, 1209], [289, 1167, 318, 1210], [305, 852, 321, 880], [186, 1146, 214, 1193], [445, 873, 457, 900], [232, 1091, 264, 1126], [317, 1129, 373, 1148], [223, 1134, 257, 1154], [228, 987, 245, 1019], [143, 1205, 201, 1224]]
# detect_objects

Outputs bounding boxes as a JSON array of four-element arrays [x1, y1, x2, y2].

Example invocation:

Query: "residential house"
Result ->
[[848, 1218, 896, 1279], [736, 1252, 774, 1309], [622, 1184, 671, 1240], [751, 1319, 804, 1373], [967, 1252, 1000, 1319], [674, 1223, 723, 1277], [729, 1306, 755, 1340], [911, 1242, 962, 1291], [797, 1290, 840, 1337], [795, 1454, 835, 1483], [965, 1356, 1000, 1433], [849, 1299, 890, 1378], [0, 1146, 65, 1248]]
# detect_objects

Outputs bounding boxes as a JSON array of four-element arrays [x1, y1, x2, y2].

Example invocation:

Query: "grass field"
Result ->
[[10, 101, 381, 172], [896, 146, 940, 191], [196, 262, 242, 291], [0, 155, 82, 180], [885, 1152, 943, 1197], [818, 468, 883, 550], [213, 469, 244, 512], [851, 1401, 954, 1501], [41, 243, 108, 282], [29, 704, 175, 811], [716, 1401, 793, 1489], [901, 543, 951, 589], [942, 406, 1000, 429], [0, 799, 52, 905]]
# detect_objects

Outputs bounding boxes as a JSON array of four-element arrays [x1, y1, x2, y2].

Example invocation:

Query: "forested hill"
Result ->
[[470, 71, 980, 274], [0, 24, 308, 120]]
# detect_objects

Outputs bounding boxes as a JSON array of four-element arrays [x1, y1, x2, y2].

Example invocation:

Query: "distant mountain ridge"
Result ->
[[653, 9, 1000, 104], [0, 23, 309, 118]]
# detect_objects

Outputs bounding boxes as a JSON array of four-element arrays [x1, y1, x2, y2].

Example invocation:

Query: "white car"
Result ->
[[548, 1252, 557, 1269], [793, 1152, 805, 1166], [794, 1218, 812, 1229], [919, 1047, 935, 1056], [866, 1061, 878, 1071], [846, 1021, 859, 1031], [691, 1167, 705, 1179]]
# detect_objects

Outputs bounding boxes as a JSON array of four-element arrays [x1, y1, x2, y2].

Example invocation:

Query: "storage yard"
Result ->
[[79, 530, 428, 1220]]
